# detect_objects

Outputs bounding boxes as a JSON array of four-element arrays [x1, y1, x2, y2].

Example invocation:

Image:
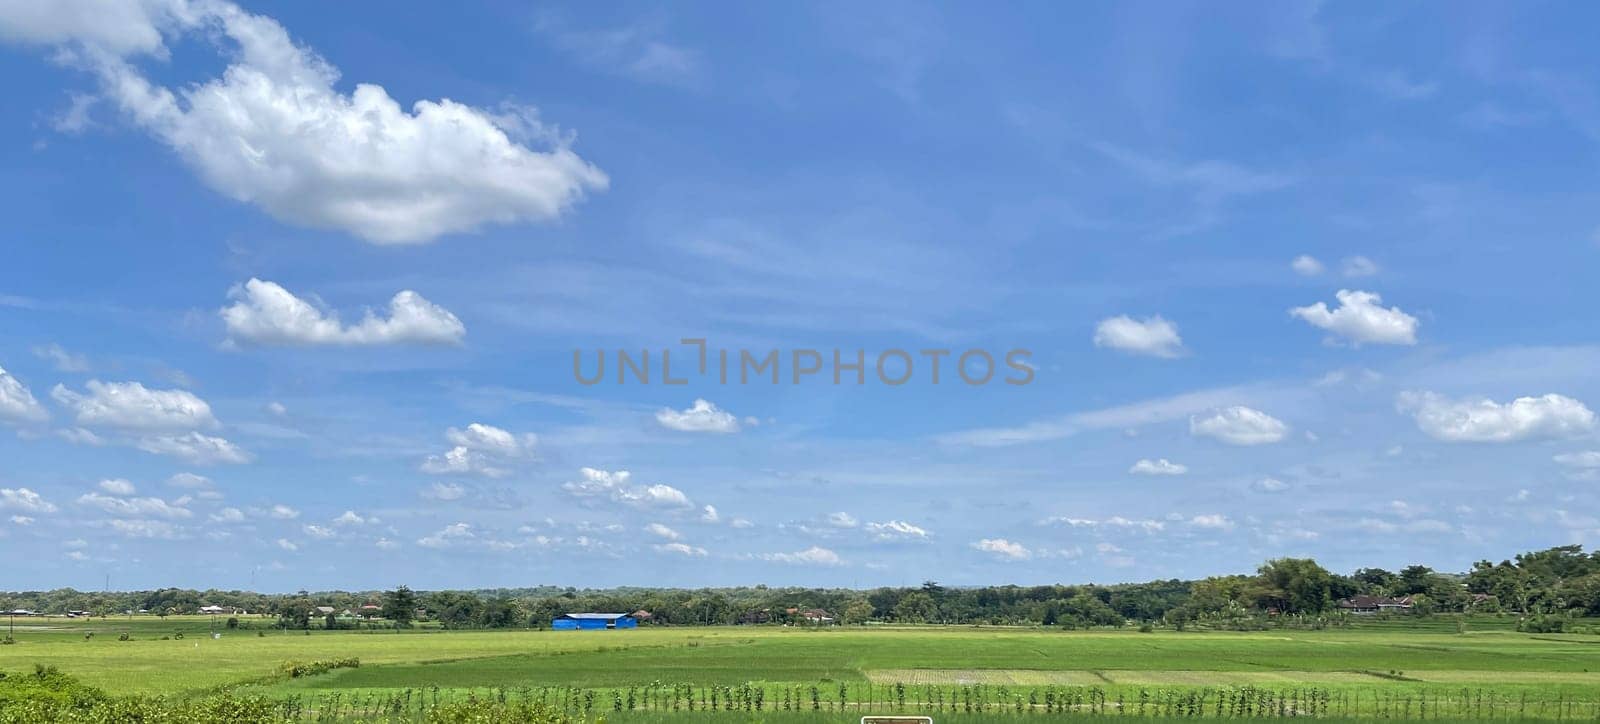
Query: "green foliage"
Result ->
[[280, 658, 360, 678]]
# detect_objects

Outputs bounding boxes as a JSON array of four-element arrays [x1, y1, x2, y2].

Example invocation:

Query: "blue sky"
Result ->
[[2, 1, 1600, 592]]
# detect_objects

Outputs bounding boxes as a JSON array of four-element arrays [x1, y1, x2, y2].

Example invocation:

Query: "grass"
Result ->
[[4, 614, 1600, 720]]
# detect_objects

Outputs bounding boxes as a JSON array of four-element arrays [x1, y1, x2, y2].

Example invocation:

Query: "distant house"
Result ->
[[631, 610, 652, 622], [799, 608, 835, 624], [315, 606, 336, 616], [359, 604, 381, 617], [198, 605, 243, 615], [1337, 595, 1414, 614], [552, 613, 637, 630]]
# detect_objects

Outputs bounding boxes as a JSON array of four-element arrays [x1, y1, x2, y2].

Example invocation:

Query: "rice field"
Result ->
[[4, 615, 1600, 720]]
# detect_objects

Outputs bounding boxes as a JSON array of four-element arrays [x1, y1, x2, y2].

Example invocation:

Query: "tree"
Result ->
[[278, 599, 313, 630], [841, 598, 874, 625], [382, 585, 416, 628], [1255, 558, 1336, 614]]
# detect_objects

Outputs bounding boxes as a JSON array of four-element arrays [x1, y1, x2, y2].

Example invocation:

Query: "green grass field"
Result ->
[[4, 614, 1600, 720]]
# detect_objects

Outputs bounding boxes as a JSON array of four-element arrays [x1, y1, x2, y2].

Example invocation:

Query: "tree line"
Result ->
[[6, 545, 1600, 630]]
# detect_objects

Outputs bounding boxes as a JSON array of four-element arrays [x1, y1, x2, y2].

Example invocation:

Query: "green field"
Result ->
[[5, 615, 1600, 720]]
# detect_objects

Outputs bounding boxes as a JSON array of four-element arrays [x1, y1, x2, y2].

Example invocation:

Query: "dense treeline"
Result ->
[[6, 545, 1600, 631]]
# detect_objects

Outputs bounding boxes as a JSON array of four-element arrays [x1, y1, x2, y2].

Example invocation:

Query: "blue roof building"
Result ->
[[551, 612, 637, 630]]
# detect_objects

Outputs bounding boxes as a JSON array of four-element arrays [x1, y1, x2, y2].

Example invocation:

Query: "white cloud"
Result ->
[[0, 488, 57, 514], [375, 538, 400, 550], [265, 401, 287, 416], [699, 505, 720, 523], [136, 431, 251, 464], [447, 423, 536, 456], [421, 482, 467, 501], [1129, 458, 1188, 476], [166, 472, 212, 489], [866, 520, 930, 541], [826, 511, 859, 528], [972, 538, 1031, 560], [1044, 516, 1166, 533], [1188, 513, 1234, 530], [98, 478, 136, 495], [56, 427, 104, 446], [276, 538, 298, 551], [760, 546, 842, 565], [0, 365, 49, 425], [10, 515, 34, 526], [209, 507, 245, 523], [421, 423, 536, 477], [302, 524, 334, 539], [562, 467, 693, 509], [417, 522, 473, 549], [110, 519, 180, 539], [1190, 406, 1289, 445], [1289, 290, 1419, 346], [1290, 255, 1324, 276], [1341, 255, 1380, 277], [332, 510, 371, 526], [654, 542, 707, 557], [655, 399, 741, 433], [1555, 451, 1600, 480], [76, 492, 191, 519], [32, 343, 89, 372], [266, 504, 299, 520], [1093, 315, 1185, 358], [645, 523, 680, 540], [1398, 391, 1597, 443], [221, 279, 465, 347], [8, 2, 608, 243], [1252, 477, 1289, 493], [51, 379, 216, 430]]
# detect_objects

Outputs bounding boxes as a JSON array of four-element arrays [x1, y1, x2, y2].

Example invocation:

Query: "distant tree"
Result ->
[[382, 586, 416, 628], [278, 599, 313, 630], [1255, 558, 1336, 614], [892, 592, 936, 623], [841, 598, 874, 625]]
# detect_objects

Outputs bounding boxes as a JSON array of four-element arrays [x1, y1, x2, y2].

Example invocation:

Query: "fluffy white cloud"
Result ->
[[1044, 516, 1166, 533], [136, 432, 251, 464], [32, 343, 89, 372], [98, 478, 136, 495], [221, 279, 465, 346], [699, 505, 720, 523], [1289, 290, 1418, 346], [51, 379, 216, 430], [1190, 406, 1288, 445], [0, 487, 57, 514], [11, 515, 34, 526], [166, 472, 212, 489], [1555, 451, 1600, 479], [0, 366, 50, 425], [655, 399, 741, 433], [760, 546, 842, 565], [972, 538, 1031, 560], [645, 523, 680, 540], [1341, 255, 1380, 277], [332, 510, 372, 526], [1129, 458, 1188, 476], [209, 507, 245, 523], [276, 538, 299, 551], [420, 423, 536, 477], [421, 482, 466, 501], [76, 492, 191, 519], [417, 522, 473, 549], [1290, 255, 1324, 276], [447, 423, 536, 456], [1188, 513, 1234, 530], [5, 1, 608, 243], [266, 504, 299, 520], [826, 512, 859, 528], [1252, 477, 1289, 493], [563, 467, 693, 509], [866, 520, 930, 541], [1398, 391, 1597, 443], [1092, 315, 1185, 358], [655, 542, 707, 557], [110, 519, 180, 539], [302, 524, 334, 539]]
